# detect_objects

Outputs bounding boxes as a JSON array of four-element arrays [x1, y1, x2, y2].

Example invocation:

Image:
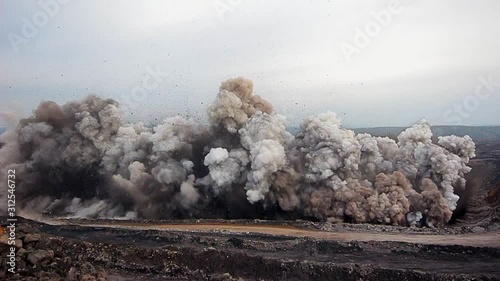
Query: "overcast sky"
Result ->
[[1, 0, 499, 128]]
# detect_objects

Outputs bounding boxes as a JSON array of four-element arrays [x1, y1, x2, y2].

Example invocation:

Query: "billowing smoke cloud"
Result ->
[[0, 77, 476, 227]]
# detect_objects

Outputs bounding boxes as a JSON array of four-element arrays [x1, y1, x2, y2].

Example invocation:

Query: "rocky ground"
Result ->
[[1, 217, 500, 281], [0, 218, 107, 281]]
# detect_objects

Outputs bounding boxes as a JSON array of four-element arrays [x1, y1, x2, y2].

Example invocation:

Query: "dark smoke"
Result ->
[[0, 77, 476, 226]]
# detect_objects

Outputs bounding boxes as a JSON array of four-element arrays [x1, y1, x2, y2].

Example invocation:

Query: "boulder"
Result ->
[[27, 249, 54, 265], [24, 233, 41, 244]]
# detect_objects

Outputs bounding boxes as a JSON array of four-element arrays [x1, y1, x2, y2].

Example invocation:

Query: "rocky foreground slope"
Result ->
[[1, 217, 500, 281]]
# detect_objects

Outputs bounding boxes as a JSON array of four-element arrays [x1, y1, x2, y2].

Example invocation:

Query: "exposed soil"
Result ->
[[51, 219, 500, 248], [1, 217, 499, 281]]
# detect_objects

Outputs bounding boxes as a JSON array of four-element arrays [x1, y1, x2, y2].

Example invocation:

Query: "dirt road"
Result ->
[[54, 219, 500, 248]]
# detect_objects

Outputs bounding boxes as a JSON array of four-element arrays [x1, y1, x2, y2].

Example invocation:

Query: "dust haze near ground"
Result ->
[[0, 77, 477, 227]]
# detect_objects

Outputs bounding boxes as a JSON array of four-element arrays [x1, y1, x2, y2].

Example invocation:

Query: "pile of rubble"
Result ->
[[0, 219, 107, 281], [0, 218, 247, 281]]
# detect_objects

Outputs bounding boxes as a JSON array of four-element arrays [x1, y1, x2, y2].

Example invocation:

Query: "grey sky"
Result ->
[[1, 0, 499, 128]]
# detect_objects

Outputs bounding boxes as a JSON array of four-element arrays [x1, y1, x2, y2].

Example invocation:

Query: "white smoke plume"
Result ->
[[0, 77, 476, 227]]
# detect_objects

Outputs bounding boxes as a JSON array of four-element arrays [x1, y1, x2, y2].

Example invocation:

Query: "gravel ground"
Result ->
[[2, 217, 500, 281]]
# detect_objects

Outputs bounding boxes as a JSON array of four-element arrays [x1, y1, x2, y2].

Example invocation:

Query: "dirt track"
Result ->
[[54, 219, 500, 248]]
